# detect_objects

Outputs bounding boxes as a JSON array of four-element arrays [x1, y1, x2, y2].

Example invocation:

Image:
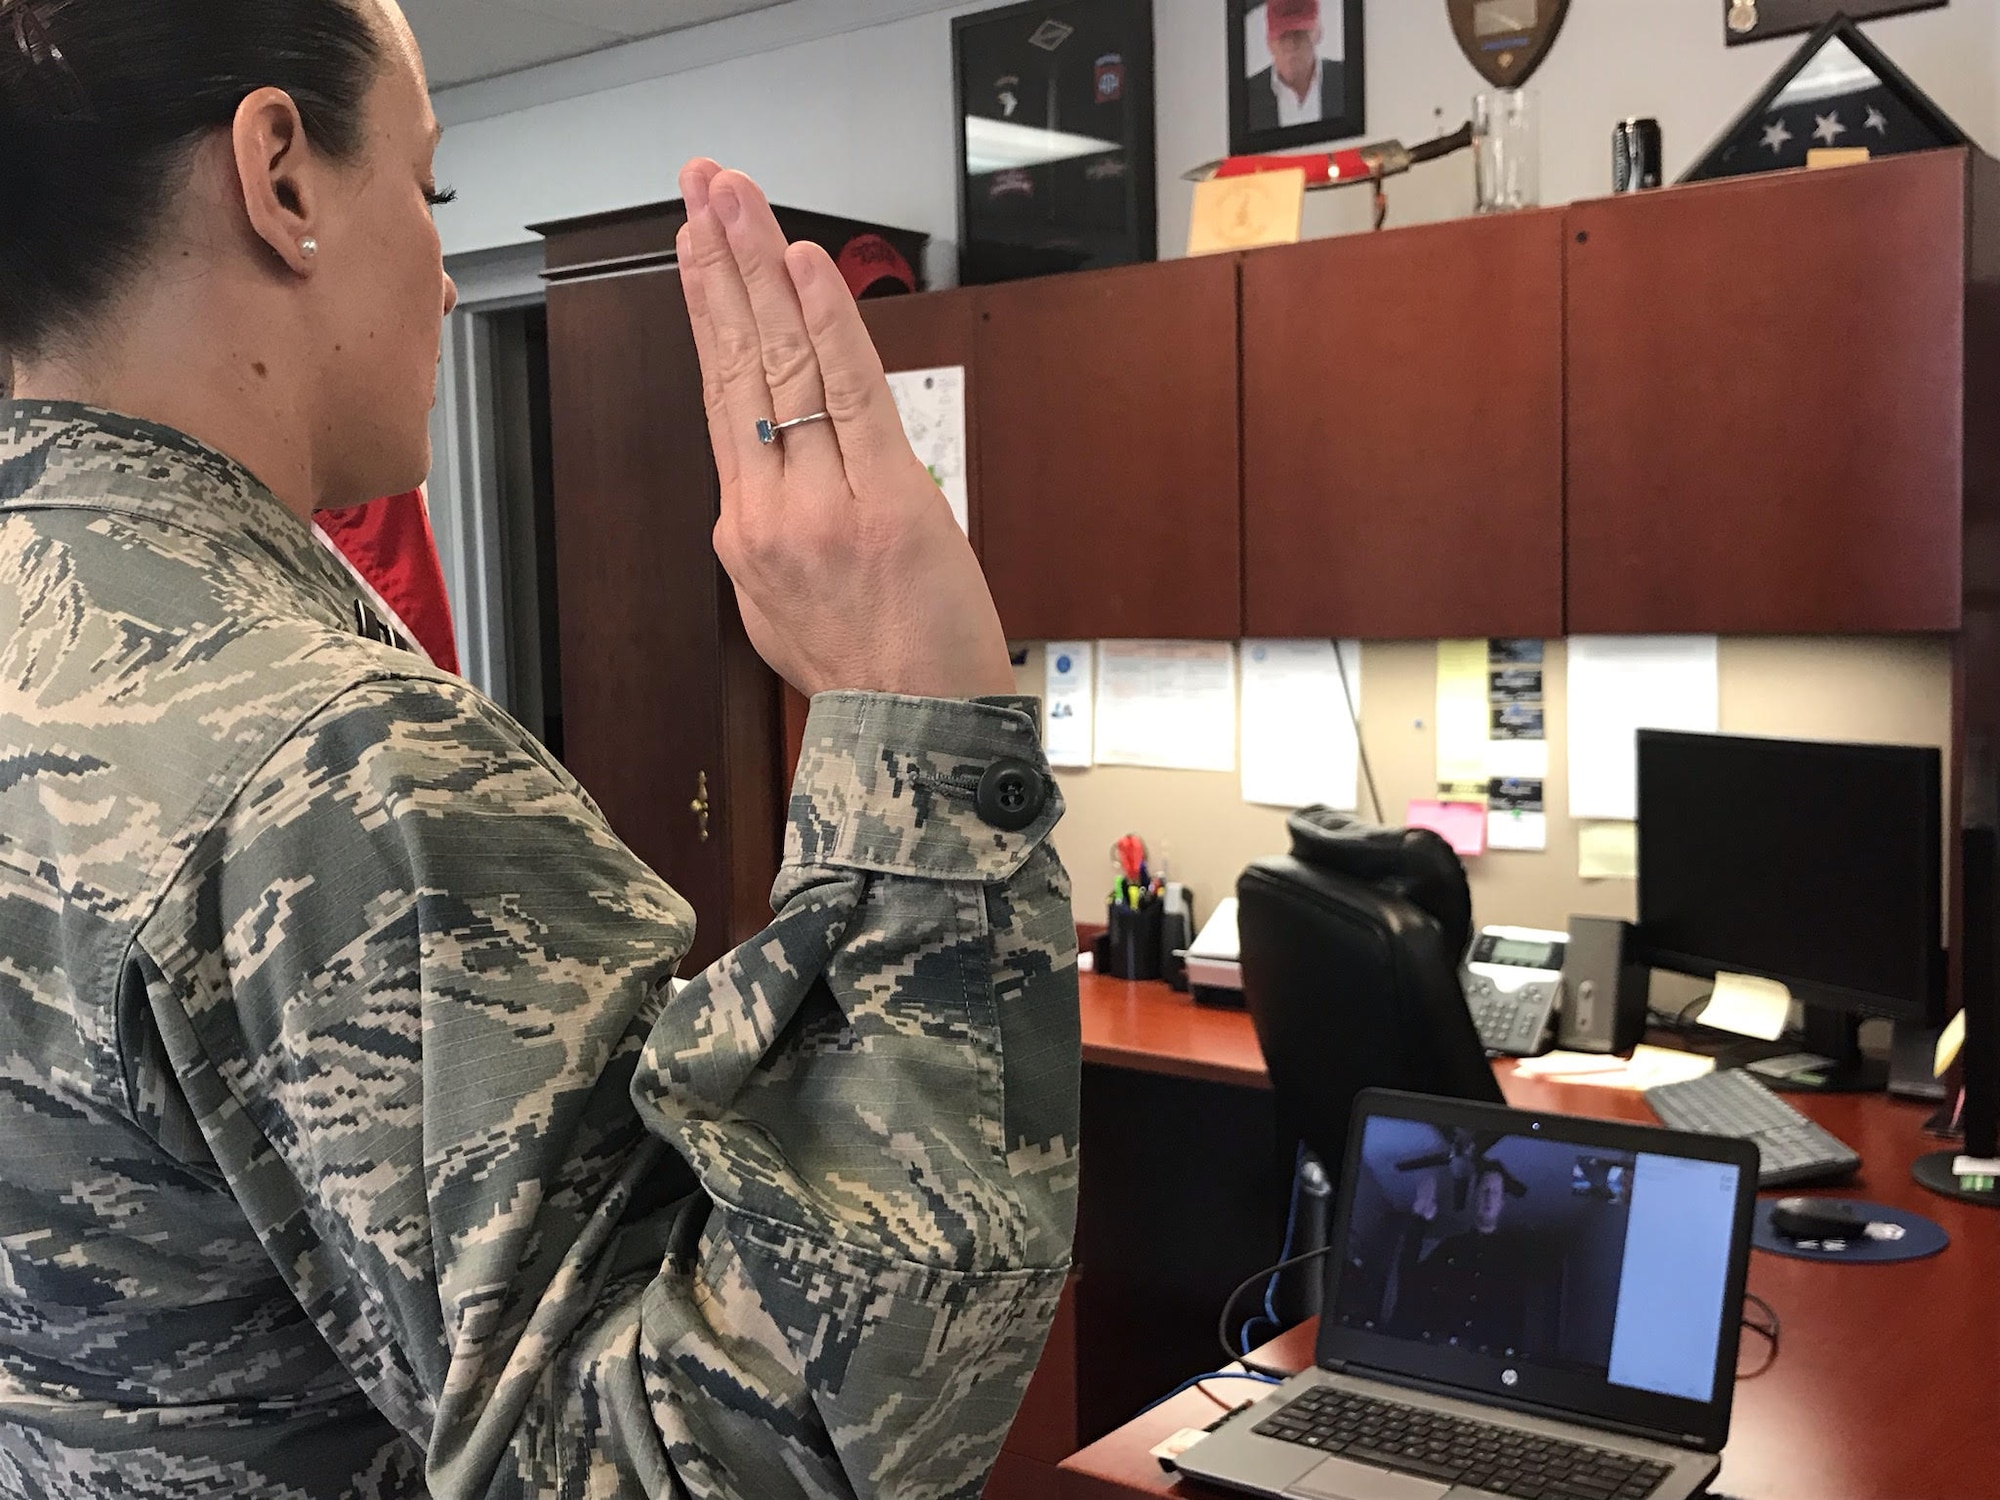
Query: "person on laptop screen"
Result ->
[[1335, 1124, 1631, 1371], [1416, 1161, 1535, 1355]]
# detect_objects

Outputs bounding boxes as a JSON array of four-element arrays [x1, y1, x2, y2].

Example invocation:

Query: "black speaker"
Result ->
[[1559, 915, 1650, 1054]]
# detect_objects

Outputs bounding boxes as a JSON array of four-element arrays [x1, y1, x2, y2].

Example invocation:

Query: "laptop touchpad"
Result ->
[[1286, 1455, 1452, 1500]]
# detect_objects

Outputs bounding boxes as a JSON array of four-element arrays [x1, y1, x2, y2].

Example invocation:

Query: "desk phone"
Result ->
[[1459, 924, 1567, 1057]]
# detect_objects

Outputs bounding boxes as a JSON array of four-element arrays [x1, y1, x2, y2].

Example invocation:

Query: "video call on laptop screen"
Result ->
[[1329, 1114, 1741, 1407]]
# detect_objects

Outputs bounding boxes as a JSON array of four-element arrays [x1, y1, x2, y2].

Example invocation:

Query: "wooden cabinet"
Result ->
[[816, 151, 1996, 647], [537, 202, 930, 967], [975, 256, 1241, 640], [1242, 211, 1565, 639], [541, 245, 781, 973], [1566, 151, 1970, 634]]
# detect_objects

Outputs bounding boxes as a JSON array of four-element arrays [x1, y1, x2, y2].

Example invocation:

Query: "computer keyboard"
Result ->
[[1644, 1067, 1861, 1188], [1251, 1385, 1671, 1500]]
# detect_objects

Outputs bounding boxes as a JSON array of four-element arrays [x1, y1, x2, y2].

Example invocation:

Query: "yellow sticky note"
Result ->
[[1578, 821, 1638, 880], [1937, 1008, 1967, 1076], [1702, 972, 1792, 1042], [1436, 640, 1490, 785], [1186, 170, 1306, 257]]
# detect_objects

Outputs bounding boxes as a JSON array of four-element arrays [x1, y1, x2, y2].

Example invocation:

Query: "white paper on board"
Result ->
[[1487, 736, 1550, 780], [1488, 810, 1548, 852], [884, 366, 969, 534], [1240, 639, 1363, 810], [1095, 641, 1237, 772], [1567, 636, 1719, 820], [1043, 641, 1094, 769]]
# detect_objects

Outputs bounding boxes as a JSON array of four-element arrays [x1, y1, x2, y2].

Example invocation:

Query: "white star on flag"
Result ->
[[1864, 106, 1889, 135], [1813, 111, 1848, 145], [1761, 118, 1793, 153]]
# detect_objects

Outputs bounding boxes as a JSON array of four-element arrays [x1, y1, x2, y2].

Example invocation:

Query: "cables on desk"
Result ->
[[1137, 1369, 1283, 1418], [1238, 1143, 1307, 1355], [1217, 1244, 1337, 1378], [1647, 991, 1716, 1034], [1677, 993, 1715, 1029]]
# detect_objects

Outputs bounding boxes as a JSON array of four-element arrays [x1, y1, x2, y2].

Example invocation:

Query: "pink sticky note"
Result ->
[[1406, 799, 1488, 858]]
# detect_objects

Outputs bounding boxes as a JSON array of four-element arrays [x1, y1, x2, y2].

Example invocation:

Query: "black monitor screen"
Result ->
[[1636, 730, 1941, 1019]]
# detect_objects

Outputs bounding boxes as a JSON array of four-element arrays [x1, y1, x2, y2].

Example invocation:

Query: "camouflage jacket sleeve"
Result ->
[[135, 681, 1078, 1500]]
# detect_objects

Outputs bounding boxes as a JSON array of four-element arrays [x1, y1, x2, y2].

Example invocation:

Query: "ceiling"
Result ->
[[403, 0, 792, 90]]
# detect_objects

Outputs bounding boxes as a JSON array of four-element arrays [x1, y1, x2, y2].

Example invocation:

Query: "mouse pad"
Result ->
[[1751, 1199, 1949, 1263]]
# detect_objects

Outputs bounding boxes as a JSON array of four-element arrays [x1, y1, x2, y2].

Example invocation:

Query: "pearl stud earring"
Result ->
[[300, 237, 319, 258]]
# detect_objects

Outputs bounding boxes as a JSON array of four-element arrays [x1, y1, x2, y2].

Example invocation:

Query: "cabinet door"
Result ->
[[863, 288, 982, 552], [975, 257, 1241, 639], [1567, 152, 1965, 634], [546, 268, 743, 970], [1242, 212, 1565, 639]]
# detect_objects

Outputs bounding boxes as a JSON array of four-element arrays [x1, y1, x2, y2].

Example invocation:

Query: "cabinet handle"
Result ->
[[690, 770, 711, 843]]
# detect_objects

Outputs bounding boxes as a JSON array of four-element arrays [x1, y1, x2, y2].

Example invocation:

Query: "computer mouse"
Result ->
[[1770, 1197, 1869, 1240]]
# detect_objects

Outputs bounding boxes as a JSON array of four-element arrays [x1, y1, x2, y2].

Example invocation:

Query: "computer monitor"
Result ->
[[1636, 729, 1944, 1092]]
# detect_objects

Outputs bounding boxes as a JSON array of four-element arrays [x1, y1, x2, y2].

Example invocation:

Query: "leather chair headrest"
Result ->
[[1284, 806, 1472, 962]]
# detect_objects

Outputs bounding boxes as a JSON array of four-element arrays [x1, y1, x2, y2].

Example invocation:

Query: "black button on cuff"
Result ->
[[975, 756, 1047, 832]]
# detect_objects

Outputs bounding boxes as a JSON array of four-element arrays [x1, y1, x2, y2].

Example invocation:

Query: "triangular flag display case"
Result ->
[[1683, 11, 1967, 182]]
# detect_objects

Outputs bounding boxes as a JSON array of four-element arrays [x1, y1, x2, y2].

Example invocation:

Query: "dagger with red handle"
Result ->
[[1182, 121, 1475, 192]]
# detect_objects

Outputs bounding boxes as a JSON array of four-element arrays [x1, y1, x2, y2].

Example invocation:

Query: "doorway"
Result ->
[[484, 304, 564, 760]]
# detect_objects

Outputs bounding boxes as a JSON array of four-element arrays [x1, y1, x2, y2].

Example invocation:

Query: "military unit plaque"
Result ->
[[1446, 0, 1570, 88]]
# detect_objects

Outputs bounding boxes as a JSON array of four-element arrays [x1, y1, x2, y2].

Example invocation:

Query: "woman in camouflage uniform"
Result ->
[[0, 2, 1078, 1496]]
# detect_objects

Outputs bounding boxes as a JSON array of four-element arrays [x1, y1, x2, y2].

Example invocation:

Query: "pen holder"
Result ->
[[1104, 899, 1164, 981]]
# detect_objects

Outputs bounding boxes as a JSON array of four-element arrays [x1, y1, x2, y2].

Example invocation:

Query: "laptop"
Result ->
[[1176, 1089, 1759, 1500]]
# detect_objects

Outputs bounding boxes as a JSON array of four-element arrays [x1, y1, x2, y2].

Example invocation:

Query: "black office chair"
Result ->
[[1237, 806, 1504, 1185]]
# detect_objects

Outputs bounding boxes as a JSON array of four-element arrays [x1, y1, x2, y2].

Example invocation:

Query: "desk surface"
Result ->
[[1062, 980, 1999, 1500], [1080, 971, 1268, 1089]]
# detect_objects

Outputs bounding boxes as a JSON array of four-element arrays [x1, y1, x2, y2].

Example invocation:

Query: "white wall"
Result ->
[[432, 0, 2000, 263]]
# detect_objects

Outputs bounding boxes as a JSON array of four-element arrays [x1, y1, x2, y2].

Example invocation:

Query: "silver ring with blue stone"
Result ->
[[755, 411, 833, 445]]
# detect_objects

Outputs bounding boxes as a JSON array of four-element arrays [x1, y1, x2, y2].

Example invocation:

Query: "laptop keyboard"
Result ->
[[1251, 1386, 1673, 1499]]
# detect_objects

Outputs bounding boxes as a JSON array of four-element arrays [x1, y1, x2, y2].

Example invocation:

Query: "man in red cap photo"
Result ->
[[1246, 0, 1347, 134]]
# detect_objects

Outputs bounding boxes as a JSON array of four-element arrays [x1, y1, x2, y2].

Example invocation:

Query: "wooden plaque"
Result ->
[[1447, 0, 1570, 88]]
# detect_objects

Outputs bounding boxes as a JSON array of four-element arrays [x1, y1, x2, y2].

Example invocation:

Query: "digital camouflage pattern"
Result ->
[[0, 401, 1079, 1499]]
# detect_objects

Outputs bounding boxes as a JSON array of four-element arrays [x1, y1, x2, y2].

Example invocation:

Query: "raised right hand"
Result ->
[[676, 159, 1014, 702], [1412, 1173, 1439, 1222]]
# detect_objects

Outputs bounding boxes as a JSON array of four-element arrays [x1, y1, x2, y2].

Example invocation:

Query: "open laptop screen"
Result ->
[[1319, 1092, 1757, 1451]]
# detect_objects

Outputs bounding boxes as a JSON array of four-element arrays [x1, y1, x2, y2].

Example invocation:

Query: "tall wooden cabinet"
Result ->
[[1241, 209, 1565, 639], [1566, 149, 1969, 634], [975, 256, 1242, 640], [539, 213, 778, 973], [536, 203, 927, 971]]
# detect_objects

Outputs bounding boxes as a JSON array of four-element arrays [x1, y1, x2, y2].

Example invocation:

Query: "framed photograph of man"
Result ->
[[1228, 0, 1366, 155]]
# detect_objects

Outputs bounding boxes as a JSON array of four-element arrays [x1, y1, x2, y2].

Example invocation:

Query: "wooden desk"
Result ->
[[1070, 974, 1290, 1445], [1081, 970, 1268, 1089], [1058, 1059, 2000, 1500]]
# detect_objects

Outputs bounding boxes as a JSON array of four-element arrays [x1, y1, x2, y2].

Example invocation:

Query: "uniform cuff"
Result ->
[[787, 692, 1062, 881]]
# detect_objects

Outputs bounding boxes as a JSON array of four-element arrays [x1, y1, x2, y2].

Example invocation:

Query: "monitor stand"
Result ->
[[1764, 1009, 1888, 1094], [1913, 1151, 2000, 1208]]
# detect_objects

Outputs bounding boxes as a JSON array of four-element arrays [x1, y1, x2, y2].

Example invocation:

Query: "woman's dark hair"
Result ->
[[0, 0, 383, 359]]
